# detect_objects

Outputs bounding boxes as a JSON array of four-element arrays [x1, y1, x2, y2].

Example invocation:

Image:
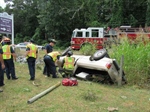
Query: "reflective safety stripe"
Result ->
[[48, 51, 60, 62], [2, 45, 11, 59], [27, 44, 37, 58], [63, 57, 75, 70]]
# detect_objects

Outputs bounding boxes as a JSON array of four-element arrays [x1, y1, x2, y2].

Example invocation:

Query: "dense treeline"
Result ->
[[0, 0, 149, 48]]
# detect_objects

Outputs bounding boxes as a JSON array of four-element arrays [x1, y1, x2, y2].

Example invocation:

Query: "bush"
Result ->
[[55, 40, 70, 50], [79, 43, 96, 55], [110, 37, 150, 88]]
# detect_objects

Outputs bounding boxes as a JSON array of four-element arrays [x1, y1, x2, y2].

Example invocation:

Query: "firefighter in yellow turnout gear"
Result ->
[[44, 51, 60, 78], [2, 38, 18, 80], [61, 51, 75, 78], [26, 39, 38, 80]]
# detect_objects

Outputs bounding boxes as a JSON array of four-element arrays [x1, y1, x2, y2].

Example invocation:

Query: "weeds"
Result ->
[[79, 43, 96, 55], [110, 36, 150, 88], [83, 90, 97, 101]]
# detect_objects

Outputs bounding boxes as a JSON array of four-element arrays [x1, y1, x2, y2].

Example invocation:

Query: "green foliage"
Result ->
[[110, 38, 150, 88], [0, 6, 4, 12], [146, 0, 150, 25], [23, 36, 30, 42], [2, 0, 150, 45], [87, 20, 101, 27], [41, 40, 47, 46], [83, 90, 97, 101], [55, 40, 70, 50], [5, 0, 39, 43], [79, 43, 96, 55], [14, 33, 24, 44]]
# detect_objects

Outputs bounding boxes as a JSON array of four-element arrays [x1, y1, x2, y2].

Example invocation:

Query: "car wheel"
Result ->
[[61, 46, 72, 56], [90, 49, 107, 61]]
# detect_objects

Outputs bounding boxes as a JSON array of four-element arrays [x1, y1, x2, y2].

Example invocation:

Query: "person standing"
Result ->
[[0, 35, 5, 92], [44, 51, 60, 78], [43, 39, 56, 75], [2, 38, 18, 80], [26, 39, 38, 80]]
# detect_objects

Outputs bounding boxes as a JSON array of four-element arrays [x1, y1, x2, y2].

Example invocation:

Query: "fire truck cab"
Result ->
[[70, 27, 117, 50]]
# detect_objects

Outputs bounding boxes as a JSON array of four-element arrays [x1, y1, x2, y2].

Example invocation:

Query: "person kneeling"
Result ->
[[61, 51, 75, 78]]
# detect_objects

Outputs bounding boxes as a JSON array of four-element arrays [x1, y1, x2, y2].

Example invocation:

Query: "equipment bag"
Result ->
[[62, 77, 78, 86]]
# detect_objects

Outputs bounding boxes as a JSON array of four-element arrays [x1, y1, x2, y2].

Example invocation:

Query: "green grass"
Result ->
[[79, 43, 96, 55], [109, 37, 150, 88], [0, 49, 150, 112]]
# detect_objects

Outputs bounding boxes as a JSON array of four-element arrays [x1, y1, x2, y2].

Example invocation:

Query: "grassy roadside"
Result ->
[[0, 49, 150, 112], [109, 37, 150, 89]]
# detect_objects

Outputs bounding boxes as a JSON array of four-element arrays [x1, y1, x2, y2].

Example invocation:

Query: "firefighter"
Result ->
[[43, 39, 56, 75], [25, 39, 38, 81], [61, 50, 75, 78], [2, 37, 18, 80], [43, 51, 60, 78], [0, 34, 5, 92]]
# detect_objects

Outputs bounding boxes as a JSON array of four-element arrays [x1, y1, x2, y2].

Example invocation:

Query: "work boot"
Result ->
[[29, 77, 35, 81], [52, 76, 59, 78], [0, 84, 5, 86], [7, 76, 10, 80], [12, 77, 18, 80]]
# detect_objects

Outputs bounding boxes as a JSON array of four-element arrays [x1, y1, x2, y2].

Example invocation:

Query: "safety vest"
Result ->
[[26, 43, 37, 58], [63, 57, 75, 70], [48, 51, 60, 62], [2, 45, 11, 59]]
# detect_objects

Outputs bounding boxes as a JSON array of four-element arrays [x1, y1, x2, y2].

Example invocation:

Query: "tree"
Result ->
[[2, 0, 150, 46], [5, 0, 39, 43], [146, 0, 150, 26]]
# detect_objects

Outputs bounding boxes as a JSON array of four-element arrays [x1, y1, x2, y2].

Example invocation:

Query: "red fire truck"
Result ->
[[118, 26, 150, 44], [70, 27, 117, 50], [70, 26, 150, 50]]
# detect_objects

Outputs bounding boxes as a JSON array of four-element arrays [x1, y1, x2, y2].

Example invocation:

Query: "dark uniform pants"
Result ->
[[43, 65, 47, 75], [0, 63, 4, 86], [27, 57, 36, 80], [44, 55, 57, 78], [4, 59, 17, 79]]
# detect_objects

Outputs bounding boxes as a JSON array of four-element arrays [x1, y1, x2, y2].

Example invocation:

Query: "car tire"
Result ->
[[61, 46, 72, 56], [90, 49, 107, 61]]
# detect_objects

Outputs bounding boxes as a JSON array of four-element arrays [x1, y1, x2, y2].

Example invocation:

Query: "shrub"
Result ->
[[79, 43, 96, 55], [110, 37, 150, 88]]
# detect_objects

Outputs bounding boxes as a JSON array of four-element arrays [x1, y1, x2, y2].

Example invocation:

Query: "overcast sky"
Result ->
[[0, 0, 6, 8]]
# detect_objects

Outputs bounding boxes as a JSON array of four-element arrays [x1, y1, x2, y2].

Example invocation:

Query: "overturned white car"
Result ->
[[58, 48, 127, 85]]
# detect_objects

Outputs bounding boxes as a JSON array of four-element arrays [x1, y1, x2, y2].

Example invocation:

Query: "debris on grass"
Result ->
[[23, 88, 30, 92], [120, 95, 127, 99]]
